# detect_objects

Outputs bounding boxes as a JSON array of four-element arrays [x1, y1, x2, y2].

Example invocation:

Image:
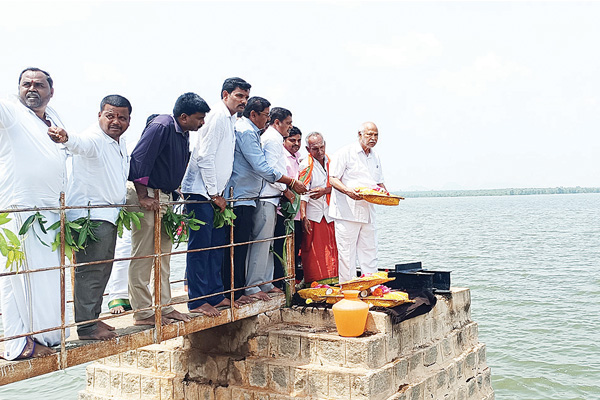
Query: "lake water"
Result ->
[[1, 193, 599, 399]]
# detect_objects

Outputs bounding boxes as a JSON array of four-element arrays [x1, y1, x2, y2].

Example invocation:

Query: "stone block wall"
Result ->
[[79, 288, 494, 400]]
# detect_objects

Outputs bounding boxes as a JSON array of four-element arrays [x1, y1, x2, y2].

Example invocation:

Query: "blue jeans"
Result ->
[[184, 194, 226, 309]]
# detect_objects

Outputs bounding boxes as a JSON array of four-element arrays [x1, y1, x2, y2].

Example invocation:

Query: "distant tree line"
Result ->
[[396, 187, 600, 198]]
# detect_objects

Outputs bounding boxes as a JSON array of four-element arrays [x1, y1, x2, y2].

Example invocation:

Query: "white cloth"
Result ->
[[335, 218, 378, 283], [0, 97, 68, 209], [65, 123, 129, 224], [300, 155, 333, 223], [329, 141, 384, 224], [0, 98, 70, 359], [181, 101, 236, 197], [107, 229, 131, 303], [0, 210, 69, 359], [259, 127, 287, 206]]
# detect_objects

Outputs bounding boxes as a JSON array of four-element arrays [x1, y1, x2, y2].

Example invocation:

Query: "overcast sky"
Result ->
[[2, 1, 599, 191]]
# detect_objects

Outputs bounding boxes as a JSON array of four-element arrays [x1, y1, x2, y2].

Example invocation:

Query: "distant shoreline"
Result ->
[[394, 187, 600, 198]]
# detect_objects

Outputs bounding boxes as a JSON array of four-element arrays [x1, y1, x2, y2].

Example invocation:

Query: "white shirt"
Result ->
[[0, 97, 68, 209], [300, 155, 333, 223], [259, 126, 287, 206], [65, 123, 129, 224], [181, 100, 236, 198], [329, 141, 384, 223]]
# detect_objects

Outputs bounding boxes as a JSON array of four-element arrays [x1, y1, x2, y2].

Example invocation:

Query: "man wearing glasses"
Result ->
[[328, 122, 387, 283], [224, 98, 306, 303]]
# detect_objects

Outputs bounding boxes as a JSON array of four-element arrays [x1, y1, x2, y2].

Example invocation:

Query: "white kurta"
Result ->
[[65, 123, 129, 224], [0, 97, 70, 359], [181, 100, 236, 197], [259, 127, 287, 206]]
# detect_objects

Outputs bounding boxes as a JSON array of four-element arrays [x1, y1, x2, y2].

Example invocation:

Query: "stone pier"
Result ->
[[79, 288, 494, 400]]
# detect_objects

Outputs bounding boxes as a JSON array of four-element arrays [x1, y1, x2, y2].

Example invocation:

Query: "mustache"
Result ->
[[26, 93, 40, 98]]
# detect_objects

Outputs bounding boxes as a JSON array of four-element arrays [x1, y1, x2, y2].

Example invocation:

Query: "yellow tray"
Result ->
[[360, 193, 404, 206]]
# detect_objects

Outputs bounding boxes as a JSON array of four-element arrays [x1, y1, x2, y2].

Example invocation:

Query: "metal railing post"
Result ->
[[59, 192, 67, 369], [285, 230, 295, 307], [229, 187, 235, 318], [153, 189, 162, 343]]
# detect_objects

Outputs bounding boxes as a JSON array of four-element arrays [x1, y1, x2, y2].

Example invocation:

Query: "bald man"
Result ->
[[328, 122, 387, 283]]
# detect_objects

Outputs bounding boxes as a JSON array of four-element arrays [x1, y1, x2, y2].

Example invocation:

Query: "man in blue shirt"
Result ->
[[224, 97, 306, 303], [127, 92, 210, 326]]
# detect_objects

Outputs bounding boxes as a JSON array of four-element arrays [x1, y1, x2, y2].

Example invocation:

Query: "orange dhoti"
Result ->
[[301, 217, 338, 283]]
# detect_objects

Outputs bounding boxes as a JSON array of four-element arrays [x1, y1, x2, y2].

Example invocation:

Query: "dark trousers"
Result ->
[[222, 205, 254, 299], [74, 221, 117, 336], [273, 216, 303, 288], [185, 194, 226, 309]]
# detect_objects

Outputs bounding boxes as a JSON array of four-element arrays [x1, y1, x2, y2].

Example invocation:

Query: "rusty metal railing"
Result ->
[[0, 190, 297, 368]]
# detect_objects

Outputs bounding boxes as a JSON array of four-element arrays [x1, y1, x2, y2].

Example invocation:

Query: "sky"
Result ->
[[1, 0, 599, 192]]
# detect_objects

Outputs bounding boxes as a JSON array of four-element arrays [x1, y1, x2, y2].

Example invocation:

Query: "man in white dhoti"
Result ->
[[0, 68, 70, 359], [329, 122, 387, 284]]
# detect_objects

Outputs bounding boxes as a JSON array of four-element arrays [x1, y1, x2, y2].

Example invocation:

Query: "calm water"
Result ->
[[1, 193, 599, 400]]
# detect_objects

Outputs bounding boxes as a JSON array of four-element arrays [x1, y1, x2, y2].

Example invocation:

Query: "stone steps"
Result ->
[[184, 314, 488, 400], [80, 338, 187, 400], [184, 342, 492, 400]]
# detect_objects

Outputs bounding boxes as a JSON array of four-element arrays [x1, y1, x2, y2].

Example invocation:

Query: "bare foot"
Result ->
[[31, 343, 55, 358], [164, 310, 191, 322], [134, 315, 174, 326], [215, 298, 240, 309], [189, 303, 221, 317], [249, 291, 271, 301], [79, 326, 117, 341], [236, 295, 256, 305], [110, 305, 125, 314], [267, 287, 283, 294], [98, 320, 115, 331]]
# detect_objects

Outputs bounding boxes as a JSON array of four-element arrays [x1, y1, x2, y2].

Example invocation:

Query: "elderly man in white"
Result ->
[[0, 68, 69, 359], [49, 94, 132, 341], [329, 122, 386, 283]]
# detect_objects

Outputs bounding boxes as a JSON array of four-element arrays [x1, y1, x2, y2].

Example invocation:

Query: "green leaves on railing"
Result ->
[[0, 213, 25, 271], [47, 210, 101, 262], [18, 211, 50, 246], [116, 209, 145, 238], [163, 207, 206, 248], [213, 205, 237, 229]]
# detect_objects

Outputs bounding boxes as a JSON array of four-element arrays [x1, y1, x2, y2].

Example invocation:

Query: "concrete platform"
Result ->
[[0, 291, 285, 386]]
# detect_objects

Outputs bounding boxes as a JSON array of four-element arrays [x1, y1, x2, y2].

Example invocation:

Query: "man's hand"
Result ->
[[302, 216, 312, 234], [309, 186, 330, 200], [345, 188, 363, 201], [139, 196, 160, 211], [211, 195, 227, 212], [283, 189, 295, 203], [290, 179, 307, 194], [47, 126, 68, 143]]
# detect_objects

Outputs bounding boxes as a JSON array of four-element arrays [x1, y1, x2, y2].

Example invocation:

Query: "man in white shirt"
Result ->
[[329, 122, 386, 283], [49, 95, 132, 340], [245, 107, 296, 301], [299, 132, 338, 283], [0, 68, 69, 359], [181, 77, 251, 316]]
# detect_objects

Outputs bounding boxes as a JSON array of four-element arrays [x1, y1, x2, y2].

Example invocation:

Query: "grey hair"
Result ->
[[306, 131, 323, 144]]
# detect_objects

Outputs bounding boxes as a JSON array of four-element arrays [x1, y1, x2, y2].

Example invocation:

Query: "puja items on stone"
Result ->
[[298, 272, 412, 308]]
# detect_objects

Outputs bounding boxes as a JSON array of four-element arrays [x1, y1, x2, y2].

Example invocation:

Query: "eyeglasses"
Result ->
[[258, 111, 270, 118], [362, 132, 378, 138]]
